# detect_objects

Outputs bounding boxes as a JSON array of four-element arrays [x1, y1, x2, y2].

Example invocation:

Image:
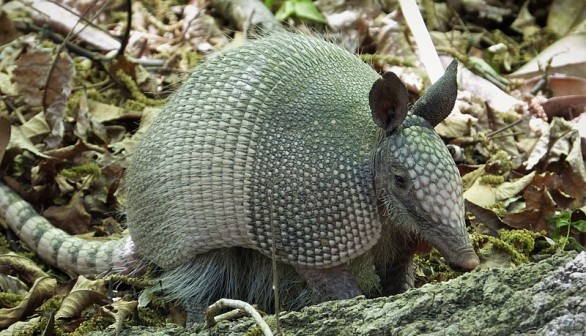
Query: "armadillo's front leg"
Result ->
[[296, 264, 361, 301], [377, 254, 414, 295]]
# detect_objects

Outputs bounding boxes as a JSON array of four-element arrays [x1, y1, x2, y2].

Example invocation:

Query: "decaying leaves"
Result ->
[[13, 49, 75, 149]]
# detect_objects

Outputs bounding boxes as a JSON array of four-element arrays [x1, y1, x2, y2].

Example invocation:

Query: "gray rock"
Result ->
[[88, 251, 585, 336]]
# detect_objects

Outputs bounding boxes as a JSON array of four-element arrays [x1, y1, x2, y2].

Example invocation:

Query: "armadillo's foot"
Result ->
[[377, 254, 414, 296], [296, 264, 361, 302]]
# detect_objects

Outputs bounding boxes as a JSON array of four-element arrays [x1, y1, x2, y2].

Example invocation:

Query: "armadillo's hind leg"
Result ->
[[296, 264, 361, 302]]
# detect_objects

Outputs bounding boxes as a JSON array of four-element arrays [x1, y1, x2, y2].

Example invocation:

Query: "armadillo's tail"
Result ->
[[0, 182, 141, 276]]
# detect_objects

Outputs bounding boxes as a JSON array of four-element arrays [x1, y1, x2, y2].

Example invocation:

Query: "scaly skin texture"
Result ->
[[127, 33, 382, 270], [0, 33, 479, 319]]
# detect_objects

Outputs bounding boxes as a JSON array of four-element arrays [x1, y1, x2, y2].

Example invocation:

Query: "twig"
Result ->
[[115, 0, 133, 59], [269, 187, 281, 335], [399, 0, 444, 83], [205, 298, 273, 336]]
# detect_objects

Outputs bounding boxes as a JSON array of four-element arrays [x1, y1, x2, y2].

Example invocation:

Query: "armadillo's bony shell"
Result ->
[[126, 33, 383, 270]]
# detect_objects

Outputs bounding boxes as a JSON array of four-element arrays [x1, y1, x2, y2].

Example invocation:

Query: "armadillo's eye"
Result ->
[[394, 174, 407, 189]]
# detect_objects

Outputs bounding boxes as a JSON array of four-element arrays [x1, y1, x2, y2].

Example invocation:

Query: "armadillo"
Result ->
[[0, 32, 479, 317]]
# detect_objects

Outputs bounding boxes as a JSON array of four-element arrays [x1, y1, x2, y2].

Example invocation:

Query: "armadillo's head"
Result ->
[[369, 60, 479, 271]]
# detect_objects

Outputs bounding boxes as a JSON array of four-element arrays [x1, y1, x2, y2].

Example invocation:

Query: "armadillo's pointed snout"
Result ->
[[449, 249, 480, 271], [425, 232, 479, 272]]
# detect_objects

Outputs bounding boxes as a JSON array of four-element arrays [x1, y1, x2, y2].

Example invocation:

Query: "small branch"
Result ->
[[399, 0, 444, 83], [205, 298, 273, 336]]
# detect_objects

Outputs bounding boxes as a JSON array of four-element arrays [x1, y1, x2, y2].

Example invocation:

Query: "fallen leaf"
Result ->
[[0, 277, 57, 329], [503, 186, 557, 231], [495, 171, 536, 201], [465, 200, 506, 235], [517, 75, 586, 97], [101, 300, 138, 334], [0, 253, 50, 285], [56, 276, 109, 322], [542, 96, 586, 120], [510, 33, 586, 79], [547, 0, 586, 37], [42, 190, 91, 235], [0, 116, 10, 165]]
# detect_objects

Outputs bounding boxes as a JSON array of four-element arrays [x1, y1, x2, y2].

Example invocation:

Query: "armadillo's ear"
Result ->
[[412, 60, 458, 126], [369, 72, 409, 133]]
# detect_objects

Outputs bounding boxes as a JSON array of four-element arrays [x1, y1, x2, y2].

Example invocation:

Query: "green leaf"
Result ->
[[275, 1, 296, 21], [293, 0, 327, 23], [275, 0, 327, 24]]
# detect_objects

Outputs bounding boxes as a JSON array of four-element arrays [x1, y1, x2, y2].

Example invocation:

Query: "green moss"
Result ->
[[480, 174, 505, 186], [136, 306, 167, 327], [499, 229, 536, 255], [116, 70, 166, 107], [500, 113, 520, 124], [0, 234, 10, 253], [60, 163, 102, 179], [38, 296, 62, 313], [490, 150, 513, 173], [414, 249, 457, 284], [0, 292, 25, 308], [69, 315, 112, 336], [472, 232, 529, 265], [107, 273, 154, 289], [489, 201, 507, 217]]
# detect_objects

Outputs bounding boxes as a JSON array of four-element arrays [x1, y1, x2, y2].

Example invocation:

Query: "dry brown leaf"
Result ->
[[0, 11, 19, 45], [502, 186, 557, 231], [463, 179, 496, 207], [0, 274, 29, 296], [55, 276, 109, 322], [543, 119, 586, 204], [13, 49, 75, 149], [0, 277, 57, 329], [465, 200, 506, 235], [8, 126, 51, 158], [542, 96, 586, 120], [0, 116, 10, 165], [44, 53, 75, 149], [101, 300, 138, 334], [42, 190, 91, 235], [0, 253, 50, 285], [547, 0, 586, 37], [19, 112, 51, 142], [13, 49, 51, 107], [518, 75, 586, 97]]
